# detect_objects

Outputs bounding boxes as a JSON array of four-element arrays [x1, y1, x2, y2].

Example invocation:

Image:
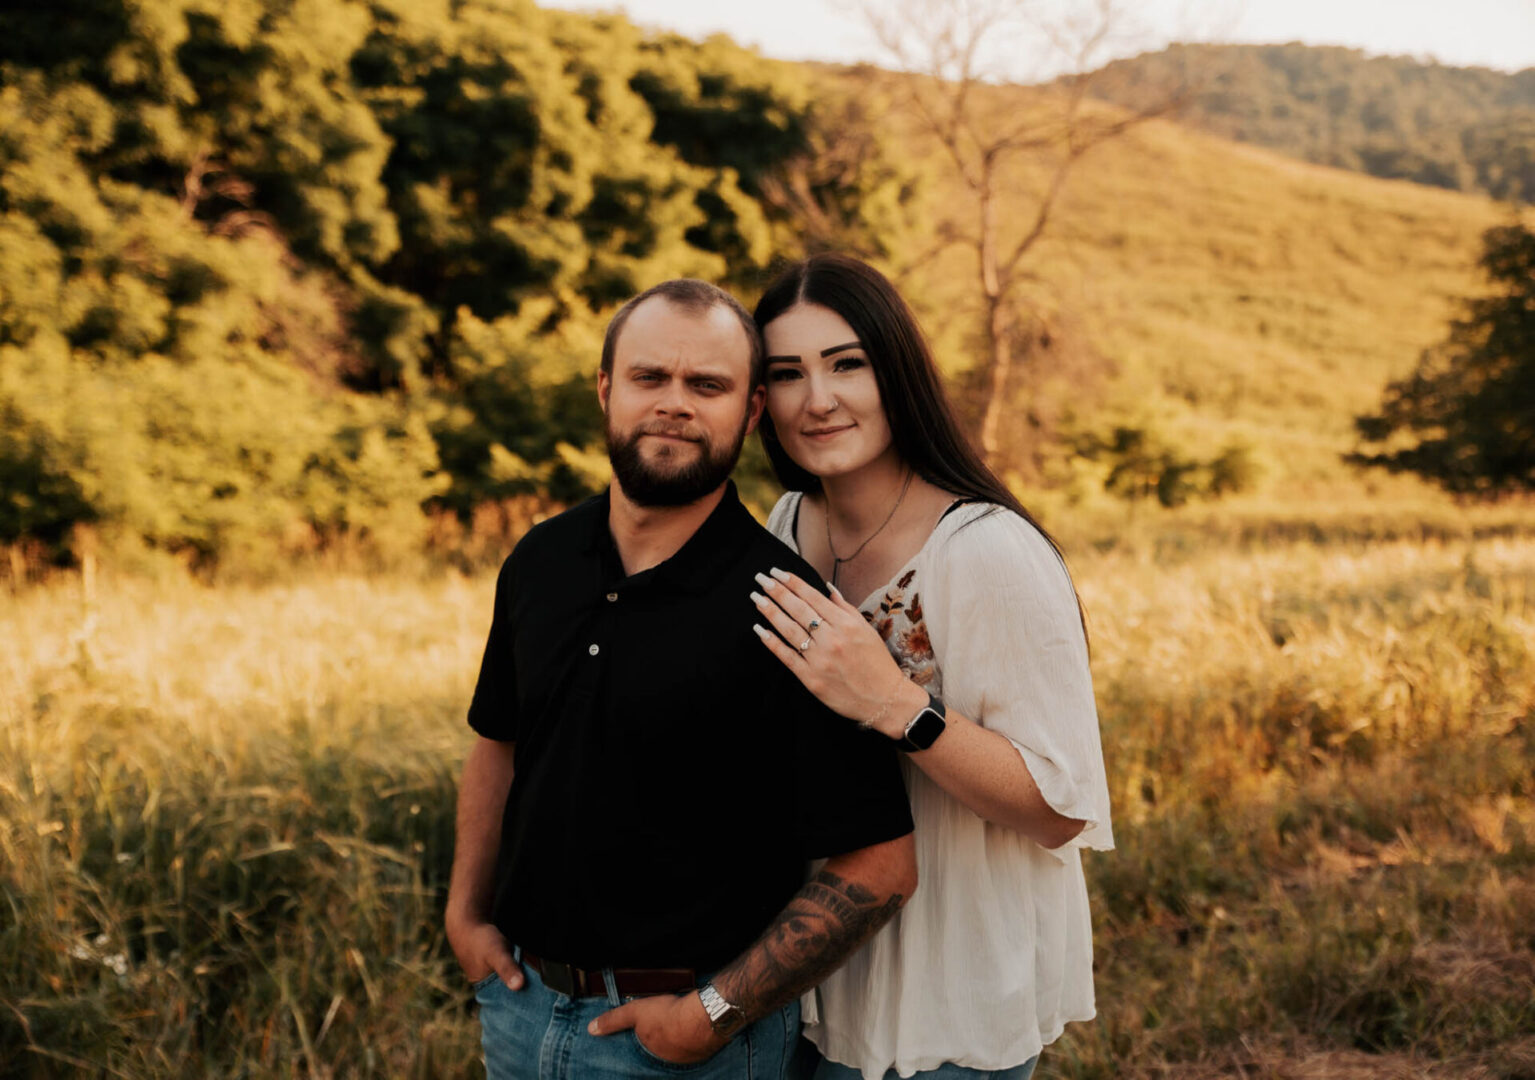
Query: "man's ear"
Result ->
[[597, 369, 611, 416], [744, 384, 766, 436]]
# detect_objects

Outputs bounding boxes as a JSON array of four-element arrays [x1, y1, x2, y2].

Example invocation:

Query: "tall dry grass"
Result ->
[[1, 576, 487, 1076], [1067, 535, 1535, 1077], [2, 529, 1532, 1077]]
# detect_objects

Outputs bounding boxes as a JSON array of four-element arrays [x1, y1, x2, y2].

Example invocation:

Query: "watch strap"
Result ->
[[698, 981, 747, 1038]]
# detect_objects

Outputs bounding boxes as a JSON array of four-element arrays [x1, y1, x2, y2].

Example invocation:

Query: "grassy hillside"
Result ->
[[834, 66, 1531, 507]]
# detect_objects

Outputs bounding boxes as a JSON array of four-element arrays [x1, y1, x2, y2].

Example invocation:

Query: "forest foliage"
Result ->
[[0, 0, 914, 568], [1086, 43, 1535, 202]]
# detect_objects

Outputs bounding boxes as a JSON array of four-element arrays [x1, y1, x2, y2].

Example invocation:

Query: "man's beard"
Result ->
[[606, 415, 748, 507]]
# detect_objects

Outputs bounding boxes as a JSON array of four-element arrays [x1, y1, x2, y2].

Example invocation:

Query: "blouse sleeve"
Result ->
[[765, 491, 802, 547], [924, 507, 1114, 861]]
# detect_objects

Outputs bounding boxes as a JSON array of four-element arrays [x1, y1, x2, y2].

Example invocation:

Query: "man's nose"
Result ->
[[656, 381, 695, 417]]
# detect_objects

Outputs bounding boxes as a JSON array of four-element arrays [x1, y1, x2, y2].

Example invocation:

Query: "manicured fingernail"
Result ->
[[752, 623, 769, 638], [770, 567, 791, 582], [828, 583, 843, 597], [750, 590, 767, 606], [754, 571, 776, 589]]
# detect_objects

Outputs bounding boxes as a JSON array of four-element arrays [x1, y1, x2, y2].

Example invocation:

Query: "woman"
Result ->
[[746, 253, 1113, 1080]]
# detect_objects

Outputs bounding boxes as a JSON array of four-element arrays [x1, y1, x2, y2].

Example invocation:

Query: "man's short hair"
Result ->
[[599, 279, 765, 387]]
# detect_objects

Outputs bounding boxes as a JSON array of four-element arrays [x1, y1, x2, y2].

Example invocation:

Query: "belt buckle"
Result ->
[[542, 960, 578, 997]]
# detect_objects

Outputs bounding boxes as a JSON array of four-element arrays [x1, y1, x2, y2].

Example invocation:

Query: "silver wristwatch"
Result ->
[[698, 981, 748, 1038]]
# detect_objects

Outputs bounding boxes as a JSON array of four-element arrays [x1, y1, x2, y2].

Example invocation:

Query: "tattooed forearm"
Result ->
[[710, 868, 905, 1024]]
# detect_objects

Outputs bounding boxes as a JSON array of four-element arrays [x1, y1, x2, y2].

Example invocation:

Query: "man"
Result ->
[[445, 278, 917, 1079]]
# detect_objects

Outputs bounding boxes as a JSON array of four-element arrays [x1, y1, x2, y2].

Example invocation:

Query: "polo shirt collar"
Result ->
[[585, 481, 754, 595]]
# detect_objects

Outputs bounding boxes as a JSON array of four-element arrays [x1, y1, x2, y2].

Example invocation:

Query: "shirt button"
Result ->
[[588, 644, 600, 656], [606, 592, 618, 602]]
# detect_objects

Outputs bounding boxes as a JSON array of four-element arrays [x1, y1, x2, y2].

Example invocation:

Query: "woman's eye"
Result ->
[[834, 357, 866, 372], [767, 368, 801, 382]]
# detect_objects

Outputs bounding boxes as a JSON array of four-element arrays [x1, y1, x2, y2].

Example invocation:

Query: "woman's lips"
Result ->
[[803, 425, 854, 441]]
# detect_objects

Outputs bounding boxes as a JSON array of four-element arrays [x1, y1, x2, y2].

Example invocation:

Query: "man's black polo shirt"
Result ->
[[466, 482, 914, 973]]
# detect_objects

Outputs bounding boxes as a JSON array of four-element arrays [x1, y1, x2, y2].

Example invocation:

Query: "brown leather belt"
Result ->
[[522, 951, 696, 999]]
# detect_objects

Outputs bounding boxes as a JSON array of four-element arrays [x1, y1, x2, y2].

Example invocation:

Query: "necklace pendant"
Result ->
[[822, 469, 915, 577]]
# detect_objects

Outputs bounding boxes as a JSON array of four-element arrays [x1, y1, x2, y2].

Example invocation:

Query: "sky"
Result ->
[[541, 0, 1535, 78]]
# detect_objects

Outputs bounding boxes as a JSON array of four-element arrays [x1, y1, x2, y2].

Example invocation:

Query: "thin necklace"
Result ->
[[825, 469, 914, 587]]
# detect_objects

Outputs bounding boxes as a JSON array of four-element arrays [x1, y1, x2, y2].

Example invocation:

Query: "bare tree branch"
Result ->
[[892, 226, 966, 285], [852, 0, 1179, 462], [998, 148, 1080, 284]]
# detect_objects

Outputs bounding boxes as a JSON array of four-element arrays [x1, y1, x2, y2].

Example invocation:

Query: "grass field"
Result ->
[[4, 512, 1533, 1078]]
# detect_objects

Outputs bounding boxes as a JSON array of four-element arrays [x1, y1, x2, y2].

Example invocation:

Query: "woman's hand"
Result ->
[[750, 567, 928, 739]]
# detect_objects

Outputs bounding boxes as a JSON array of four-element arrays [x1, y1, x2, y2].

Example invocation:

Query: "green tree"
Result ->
[[1073, 424, 1259, 508], [0, 0, 921, 566], [0, 20, 442, 566], [1351, 223, 1535, 495]]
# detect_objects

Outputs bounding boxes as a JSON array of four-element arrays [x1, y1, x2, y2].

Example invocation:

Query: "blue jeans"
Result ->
[[790, 1035, 1038, 1080], [477, 951, 800, 1079]]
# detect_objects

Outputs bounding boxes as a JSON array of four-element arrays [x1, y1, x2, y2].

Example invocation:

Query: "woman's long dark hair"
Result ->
[[753, 253, 1087, 638]]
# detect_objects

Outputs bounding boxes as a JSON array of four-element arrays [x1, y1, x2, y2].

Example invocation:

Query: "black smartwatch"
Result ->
[[898, 693, 947, 752]]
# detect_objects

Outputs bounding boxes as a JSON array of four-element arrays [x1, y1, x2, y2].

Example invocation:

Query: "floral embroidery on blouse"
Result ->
[[863, 567, 938, 687]]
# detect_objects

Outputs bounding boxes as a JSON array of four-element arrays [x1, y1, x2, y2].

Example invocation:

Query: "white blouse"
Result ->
[[767, 493, 1114, 1079]]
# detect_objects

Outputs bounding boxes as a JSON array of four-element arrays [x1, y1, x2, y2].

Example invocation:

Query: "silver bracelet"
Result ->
[[863, 689, 900, 731]]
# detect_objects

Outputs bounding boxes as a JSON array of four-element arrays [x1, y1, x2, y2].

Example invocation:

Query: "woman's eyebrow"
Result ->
[[820, 341, 862, 357]]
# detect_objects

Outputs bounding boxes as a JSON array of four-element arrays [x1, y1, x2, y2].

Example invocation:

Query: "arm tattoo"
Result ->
[[710, 868, 905, 1024]]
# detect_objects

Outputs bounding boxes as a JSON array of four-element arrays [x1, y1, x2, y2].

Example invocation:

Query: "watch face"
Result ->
[[904, 708, 946, 751], [715, 1003, 747, 1038]]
